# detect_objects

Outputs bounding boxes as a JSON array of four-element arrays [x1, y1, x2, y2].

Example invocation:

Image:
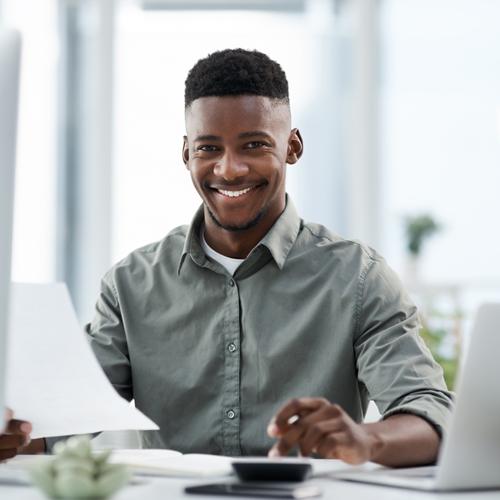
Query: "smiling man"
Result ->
[[1, 49, 453, 466], [183, 93, 301, 259]]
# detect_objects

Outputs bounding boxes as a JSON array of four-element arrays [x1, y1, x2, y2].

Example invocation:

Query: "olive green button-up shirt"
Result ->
[[81, 199, 452, 456]]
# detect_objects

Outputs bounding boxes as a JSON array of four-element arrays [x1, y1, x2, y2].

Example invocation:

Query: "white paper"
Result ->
[[6, 283, 159, 438], [5, 451, 233, 479], [108, 449, 233, 477], [109, 449, 182, 462]]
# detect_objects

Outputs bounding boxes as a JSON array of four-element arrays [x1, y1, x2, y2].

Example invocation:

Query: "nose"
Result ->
[[213, 151, 249, 181]]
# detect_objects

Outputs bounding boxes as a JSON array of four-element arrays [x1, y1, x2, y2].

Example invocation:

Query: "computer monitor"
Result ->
[[0, 29, 21, 430]]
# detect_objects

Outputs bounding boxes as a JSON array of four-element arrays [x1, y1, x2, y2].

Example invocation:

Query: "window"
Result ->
[[3, 0, 58, 283], [112, 2, 346, 261], [380, 0, 500, 359]]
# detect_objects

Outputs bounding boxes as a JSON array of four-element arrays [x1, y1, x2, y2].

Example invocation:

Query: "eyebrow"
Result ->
[[193, 134, 221, 142], [238, 131, 272, 140], [193, 131, 273, 143]]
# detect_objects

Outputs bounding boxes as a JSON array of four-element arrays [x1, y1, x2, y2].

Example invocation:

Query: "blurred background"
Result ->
[[2, 0, 500, 437]]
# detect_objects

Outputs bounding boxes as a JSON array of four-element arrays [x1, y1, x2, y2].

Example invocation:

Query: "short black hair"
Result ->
[[184, 48, 289, 108]]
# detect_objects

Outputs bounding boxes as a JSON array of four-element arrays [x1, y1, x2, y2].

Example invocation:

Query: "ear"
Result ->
[[286, 128, 304, 165], [182, 136, 189, 168]]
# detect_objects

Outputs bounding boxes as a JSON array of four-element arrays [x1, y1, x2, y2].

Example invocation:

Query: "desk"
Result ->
[[2, 474, 500, 500]]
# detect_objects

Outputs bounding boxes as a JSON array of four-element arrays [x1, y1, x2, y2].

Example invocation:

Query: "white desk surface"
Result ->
[[2, 474, 500, 500]]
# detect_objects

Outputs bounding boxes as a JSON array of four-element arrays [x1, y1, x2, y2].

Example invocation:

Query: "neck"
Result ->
[[203, 208, 283, 259]]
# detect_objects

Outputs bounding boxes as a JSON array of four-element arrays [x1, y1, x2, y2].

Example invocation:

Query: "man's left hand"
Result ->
[[267, 397, 383, 464]]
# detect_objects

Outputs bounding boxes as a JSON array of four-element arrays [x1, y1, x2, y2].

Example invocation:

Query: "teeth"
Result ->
[[217, 186, 253, 198]]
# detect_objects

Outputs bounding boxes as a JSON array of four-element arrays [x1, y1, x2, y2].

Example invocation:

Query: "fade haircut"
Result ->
[[184, 48, 289, 109]]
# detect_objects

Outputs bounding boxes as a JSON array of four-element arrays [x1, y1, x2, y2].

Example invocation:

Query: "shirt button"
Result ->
[[228, 278, 235, 287], [226, 409, 236, 419], [227, 342, 237, 353]]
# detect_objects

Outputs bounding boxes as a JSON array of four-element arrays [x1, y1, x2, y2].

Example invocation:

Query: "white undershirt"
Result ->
[[201, 232, 245, 275]]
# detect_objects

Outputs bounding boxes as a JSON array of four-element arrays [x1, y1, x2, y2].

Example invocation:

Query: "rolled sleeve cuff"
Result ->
[[381, 391, 455, 439]]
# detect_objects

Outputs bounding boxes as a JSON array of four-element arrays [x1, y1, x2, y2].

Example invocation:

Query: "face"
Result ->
[[183, 95, 303, 233]]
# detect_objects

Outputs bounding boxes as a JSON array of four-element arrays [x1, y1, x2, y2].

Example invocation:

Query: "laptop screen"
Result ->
[[0, 29, 21, 429]]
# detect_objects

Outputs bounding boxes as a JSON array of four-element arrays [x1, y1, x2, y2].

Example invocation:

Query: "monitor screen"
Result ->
[[0, 29, 21, 430]]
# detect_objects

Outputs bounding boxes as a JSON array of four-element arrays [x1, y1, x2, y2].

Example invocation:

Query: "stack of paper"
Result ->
[[108, 449, 233, 477]]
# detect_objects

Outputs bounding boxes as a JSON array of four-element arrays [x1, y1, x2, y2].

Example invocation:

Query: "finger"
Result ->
[[296, 404, 346, 456], [300, 418, 345, 457], [269, 429, 307, 458], [269, 420, 308, 457], [267, 411, 307, 438], [0, 434, 26, 449], [2, 409, 13, 434], [4, 408, 13, 421], [276, 404, 343, 455], [268, 398, 329, 436], [318, 432, 368, 464], [316, 431, 350, 459], [268, 405, 340, 457], [6, 419, 32, 436], [0, 448, 18, 462]]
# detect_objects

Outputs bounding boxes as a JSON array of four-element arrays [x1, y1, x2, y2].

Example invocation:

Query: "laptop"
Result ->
[[0, 29, 21, 431], [335, 303, 500, 491]]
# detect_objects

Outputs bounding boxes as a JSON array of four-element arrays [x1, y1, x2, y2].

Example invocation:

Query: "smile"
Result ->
[[216, 186, 256, 198]]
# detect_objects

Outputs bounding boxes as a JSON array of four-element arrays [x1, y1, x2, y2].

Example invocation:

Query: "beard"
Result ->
[[207, 206, 266, 232]]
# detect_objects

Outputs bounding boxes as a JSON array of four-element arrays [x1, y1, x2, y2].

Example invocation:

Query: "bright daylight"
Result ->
[[1, 0, 500, 498]]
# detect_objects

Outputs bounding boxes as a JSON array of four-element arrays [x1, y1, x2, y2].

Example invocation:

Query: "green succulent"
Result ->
[[405, 214, 440, 256], [29, 435, 130, 499]]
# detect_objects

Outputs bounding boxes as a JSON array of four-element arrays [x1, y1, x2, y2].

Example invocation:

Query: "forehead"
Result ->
[[185, 95, 291, 137]]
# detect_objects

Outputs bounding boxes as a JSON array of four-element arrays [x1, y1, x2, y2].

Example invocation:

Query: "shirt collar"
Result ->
[[256, 196, 301, 270], [177, 195, 301, 275], [178, 205, 206, 275]]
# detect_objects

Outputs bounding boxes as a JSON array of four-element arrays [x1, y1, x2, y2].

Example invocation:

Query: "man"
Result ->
[[1, 49, 453, 465]]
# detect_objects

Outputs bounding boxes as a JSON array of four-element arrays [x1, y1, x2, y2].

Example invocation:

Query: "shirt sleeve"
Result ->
[[353, 254, 454, 437], [84, 272, 133, 402], [45, 274, 131, 453]]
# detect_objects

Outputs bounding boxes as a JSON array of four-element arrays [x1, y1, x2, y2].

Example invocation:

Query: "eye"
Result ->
[[196, 144, 219, 152], [245, 141, 267, 149]]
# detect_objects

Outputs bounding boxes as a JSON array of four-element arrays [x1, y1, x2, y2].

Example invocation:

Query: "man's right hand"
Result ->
[[1, 408, 39, 461]]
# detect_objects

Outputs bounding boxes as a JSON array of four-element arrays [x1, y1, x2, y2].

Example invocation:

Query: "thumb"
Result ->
[[2, 408, 14, 433]]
